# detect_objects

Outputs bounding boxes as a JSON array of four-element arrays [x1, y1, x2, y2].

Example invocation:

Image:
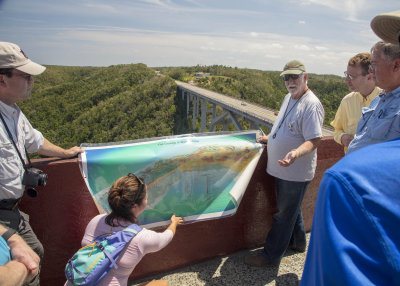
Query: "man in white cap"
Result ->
[[244, 60, 324, 267], [301, 10, 400, 286], [0, 42, 83, 285]]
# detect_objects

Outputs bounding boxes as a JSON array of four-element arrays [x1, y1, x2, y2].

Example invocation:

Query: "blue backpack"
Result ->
[[65, 224, 142, 286]]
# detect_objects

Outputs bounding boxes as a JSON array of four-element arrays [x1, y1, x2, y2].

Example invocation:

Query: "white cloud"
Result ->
[[315, 46, 328, 51], [2, 0, 391, 76], [41, 26, 371, 75], [294, 44, 311, 51], [271, 43, 283, 48], [299, 0, 367, 22], [140, 0, 171, 8], [83, 3, 119, 13], [263, 53, 281, 59]]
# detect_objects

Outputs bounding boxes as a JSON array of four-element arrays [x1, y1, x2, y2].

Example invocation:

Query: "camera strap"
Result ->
[[0, 112, 31, 171]]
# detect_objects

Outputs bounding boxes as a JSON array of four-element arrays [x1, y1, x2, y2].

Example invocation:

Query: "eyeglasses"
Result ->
[[368, 63, 376, 72], [282, 74, 301, 81], [127, 173, 145, 203], [12, 71, 33, 81], [344, 71, 363, 80]]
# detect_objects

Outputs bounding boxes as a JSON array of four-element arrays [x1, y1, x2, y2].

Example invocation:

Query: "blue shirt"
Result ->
[[0, 236, 11, 266], [301, 138, 400, 286], [347, 86, 400, 154]]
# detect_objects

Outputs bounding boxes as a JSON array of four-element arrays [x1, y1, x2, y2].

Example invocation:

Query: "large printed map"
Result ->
[[79, 131, 263, 228]]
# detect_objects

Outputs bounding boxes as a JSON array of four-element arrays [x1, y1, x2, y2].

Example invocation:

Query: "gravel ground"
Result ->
[[130, 233, 310, 286]]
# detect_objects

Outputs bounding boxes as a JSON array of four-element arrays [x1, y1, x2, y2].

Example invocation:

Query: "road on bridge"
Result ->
[[176, 80, 333, 137]]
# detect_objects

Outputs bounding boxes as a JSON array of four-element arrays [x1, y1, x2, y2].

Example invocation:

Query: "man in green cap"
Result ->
[[245, 60, 324, 267]]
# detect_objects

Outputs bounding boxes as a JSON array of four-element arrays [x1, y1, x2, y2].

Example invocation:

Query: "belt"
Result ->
[[0, 198, 21, 210]]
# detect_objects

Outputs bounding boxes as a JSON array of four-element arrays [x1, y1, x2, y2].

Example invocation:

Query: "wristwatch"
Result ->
[[2, 228, 16, 242]]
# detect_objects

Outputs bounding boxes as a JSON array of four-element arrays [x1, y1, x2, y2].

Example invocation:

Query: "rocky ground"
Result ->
[[130, 233, 310, 286]]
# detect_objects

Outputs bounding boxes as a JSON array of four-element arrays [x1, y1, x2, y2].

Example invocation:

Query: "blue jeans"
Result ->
[[262, 177, 310, 264]]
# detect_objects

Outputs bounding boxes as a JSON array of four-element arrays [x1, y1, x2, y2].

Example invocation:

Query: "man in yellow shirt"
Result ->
[[330, 53, 381, 152]]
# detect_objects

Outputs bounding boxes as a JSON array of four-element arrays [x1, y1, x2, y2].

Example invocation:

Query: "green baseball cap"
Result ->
[[280, 60, 306, 76]]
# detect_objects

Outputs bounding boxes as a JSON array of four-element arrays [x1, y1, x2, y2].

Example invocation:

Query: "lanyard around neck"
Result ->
[[0, 112, 31, 171], [272, 90, 309, 139]]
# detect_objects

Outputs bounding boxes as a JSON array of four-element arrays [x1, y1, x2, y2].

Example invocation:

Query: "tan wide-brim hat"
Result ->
[[371, 10, 400, 45]]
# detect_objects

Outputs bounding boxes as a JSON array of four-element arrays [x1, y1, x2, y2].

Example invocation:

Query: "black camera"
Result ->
[[22, 167, 48, 187]]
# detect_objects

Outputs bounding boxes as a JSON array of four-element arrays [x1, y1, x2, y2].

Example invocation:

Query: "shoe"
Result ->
[[244, 254, 279, 267], [290, 245, 306, 253]]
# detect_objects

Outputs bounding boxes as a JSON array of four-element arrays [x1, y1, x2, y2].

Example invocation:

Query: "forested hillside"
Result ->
[[160, 65, 348, 126], [19, 64, 184, 150], [19, 64, 348, 153]]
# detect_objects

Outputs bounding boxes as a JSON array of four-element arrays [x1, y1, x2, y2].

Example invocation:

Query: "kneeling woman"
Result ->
[[67, 174, 184, 286]]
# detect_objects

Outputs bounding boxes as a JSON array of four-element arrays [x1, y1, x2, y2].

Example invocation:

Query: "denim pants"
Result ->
[[262, 177, 310, 264]]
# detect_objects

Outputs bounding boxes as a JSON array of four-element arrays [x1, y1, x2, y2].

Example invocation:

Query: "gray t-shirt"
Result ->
[[267, 90, 324, 182]]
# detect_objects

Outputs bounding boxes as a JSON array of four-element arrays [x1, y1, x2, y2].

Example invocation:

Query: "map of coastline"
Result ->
[[81, 131, 262, 228]]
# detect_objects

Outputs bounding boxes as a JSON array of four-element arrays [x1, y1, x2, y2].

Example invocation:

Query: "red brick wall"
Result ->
[[18, 137, 343, 285]]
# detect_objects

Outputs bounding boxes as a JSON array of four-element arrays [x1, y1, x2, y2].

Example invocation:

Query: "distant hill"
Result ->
[[19, 64, 183, 150], [159, 65, 347, 127], [19, 64, 347, 152]]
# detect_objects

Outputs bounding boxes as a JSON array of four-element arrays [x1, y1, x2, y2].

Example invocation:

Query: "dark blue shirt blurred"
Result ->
[[301, 137, 400, 286]]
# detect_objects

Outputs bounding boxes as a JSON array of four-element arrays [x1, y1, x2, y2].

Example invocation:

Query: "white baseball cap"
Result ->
[[0, 42, 46, 75]]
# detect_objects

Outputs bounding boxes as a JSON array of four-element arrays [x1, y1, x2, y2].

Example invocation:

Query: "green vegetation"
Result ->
[[19, 64, 184, 150], [160, 65, 347, 126], [19, 64, 347, 154]]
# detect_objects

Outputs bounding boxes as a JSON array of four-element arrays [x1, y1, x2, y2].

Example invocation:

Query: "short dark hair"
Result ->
[[105, 175, 147, 226], [348, 53, 371, 75]]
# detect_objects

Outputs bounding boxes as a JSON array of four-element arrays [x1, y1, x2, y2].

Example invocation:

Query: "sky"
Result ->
[[0, 0, 398, 76]]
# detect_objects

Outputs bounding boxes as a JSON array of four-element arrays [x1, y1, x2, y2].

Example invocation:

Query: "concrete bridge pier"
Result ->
[[178, 81, 276, 134], [183, 91, 254, 133]]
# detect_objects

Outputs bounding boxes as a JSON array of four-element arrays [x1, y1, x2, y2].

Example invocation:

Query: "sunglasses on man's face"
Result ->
[[12, 70, 33, 81], [282, 74, 301, 81]]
